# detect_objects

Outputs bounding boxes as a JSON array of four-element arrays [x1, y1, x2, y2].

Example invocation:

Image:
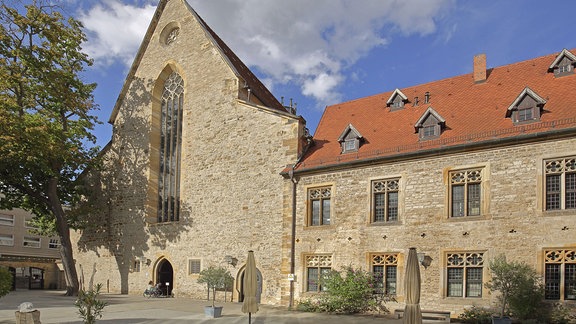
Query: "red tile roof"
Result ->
[[295, 49, 576, 172]]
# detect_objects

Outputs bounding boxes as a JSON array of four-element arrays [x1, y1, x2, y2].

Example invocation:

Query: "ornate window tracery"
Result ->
[[446, 252, 484, 297], [372, 179, 399, 223], [450, 169, 482, 217], [544, 249, 576, 300], [308, 187, 331, 226], [158, 72, 184, 222], [371, 253, 398, 295], [305, 255, 332, 292], [545, 157, 576, 211]]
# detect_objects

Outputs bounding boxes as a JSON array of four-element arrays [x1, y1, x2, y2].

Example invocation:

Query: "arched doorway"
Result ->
[[156, 259, 173, 296], [237, 266, 262, 303]]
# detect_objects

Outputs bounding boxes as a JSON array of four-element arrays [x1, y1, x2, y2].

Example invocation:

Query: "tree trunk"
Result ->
[[47, 178, 80, 296]]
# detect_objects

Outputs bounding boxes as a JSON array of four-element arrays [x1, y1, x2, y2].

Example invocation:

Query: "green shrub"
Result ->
[[75, 283, 107, 324], [457, 305, 492, 324], [296, 298, 321, 312], [548, 303, 572, 324], [0, 267, 12, 298], [297, 266, 392, 315], [485, 254, 543, 320]]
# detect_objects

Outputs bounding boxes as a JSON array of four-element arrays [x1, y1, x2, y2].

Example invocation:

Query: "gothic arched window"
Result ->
[[158, 72, 183, 222]]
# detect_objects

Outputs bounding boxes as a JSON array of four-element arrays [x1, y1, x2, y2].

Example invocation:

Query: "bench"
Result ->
[[394, 309, 451, 323]]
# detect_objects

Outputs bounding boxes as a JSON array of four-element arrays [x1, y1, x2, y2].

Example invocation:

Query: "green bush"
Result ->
[[548, 303, 572, 324], [297, 266, 392, 314], [485, 254, 543, 320], [0, 267, 12, 298], [75, 283, 107, 324], [457, 305, 492, 324]]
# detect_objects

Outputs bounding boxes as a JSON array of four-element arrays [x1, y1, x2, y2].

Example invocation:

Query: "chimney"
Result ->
[[473, 53, 486, 83]]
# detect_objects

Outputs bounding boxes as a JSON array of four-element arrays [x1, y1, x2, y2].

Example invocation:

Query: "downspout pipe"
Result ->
[[288, 131, 313, 309], [288, 167, 297, 309]]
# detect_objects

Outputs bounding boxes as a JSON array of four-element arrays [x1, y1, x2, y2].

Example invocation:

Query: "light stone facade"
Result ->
[[286, 138, 576, 314], [70, 0, 576, 318], [71, 0, 304, 305]]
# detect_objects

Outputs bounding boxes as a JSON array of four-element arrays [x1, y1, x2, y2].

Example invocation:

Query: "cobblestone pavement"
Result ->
[[0, 290, 403, 324]]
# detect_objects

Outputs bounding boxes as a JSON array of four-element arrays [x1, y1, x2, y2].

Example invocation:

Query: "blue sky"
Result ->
[[68, 0, 576, 148]]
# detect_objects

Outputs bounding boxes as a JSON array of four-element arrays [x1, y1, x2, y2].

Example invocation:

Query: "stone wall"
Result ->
[[72, 0, 303, 305], [288, 138, 576, 315]]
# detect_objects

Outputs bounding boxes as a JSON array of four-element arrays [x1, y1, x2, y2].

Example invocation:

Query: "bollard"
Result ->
[[15, 302, 41, 324]]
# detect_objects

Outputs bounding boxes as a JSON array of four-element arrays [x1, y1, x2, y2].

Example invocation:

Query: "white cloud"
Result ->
[[79, 0, 156, 67], [81, 0, 453, 106]]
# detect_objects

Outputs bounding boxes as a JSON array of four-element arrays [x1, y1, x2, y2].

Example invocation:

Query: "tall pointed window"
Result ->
[[158, 72, 184, 222]]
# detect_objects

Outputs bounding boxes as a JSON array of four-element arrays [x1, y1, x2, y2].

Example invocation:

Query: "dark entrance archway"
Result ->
[[156, 259, 173, 296], [29, 267, 44, 289], [237, 266, 262, 303]]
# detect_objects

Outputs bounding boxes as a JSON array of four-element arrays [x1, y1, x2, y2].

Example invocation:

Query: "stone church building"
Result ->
[[72, 0, 576, 316]]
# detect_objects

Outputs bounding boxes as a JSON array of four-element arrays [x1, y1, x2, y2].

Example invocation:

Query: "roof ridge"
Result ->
[[327, 48, 576, 110]]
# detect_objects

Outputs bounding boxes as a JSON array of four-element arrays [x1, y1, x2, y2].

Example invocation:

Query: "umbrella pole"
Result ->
[[249, 312, 251, 324]]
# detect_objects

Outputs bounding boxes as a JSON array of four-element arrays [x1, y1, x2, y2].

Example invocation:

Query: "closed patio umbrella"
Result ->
[[242, 250, 258, 324], [404, 247, 422, 324]]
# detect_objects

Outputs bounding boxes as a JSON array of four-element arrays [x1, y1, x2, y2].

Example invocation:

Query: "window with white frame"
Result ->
[[48, 238, 60, 249], [0, 234, 14, 246], [544, 249, 576, 300], [305, 255, 332, 292], [545, 157, 576, 211], [371, 253, 398, 295], [307, 187, 331, 226], [23, 236, 41, 248], [446, 252, 484, 297], [372, 179, 399, 223], [449, 169, 483, 217], [0, 213, 14, 226], [189, 259, 201, 275]]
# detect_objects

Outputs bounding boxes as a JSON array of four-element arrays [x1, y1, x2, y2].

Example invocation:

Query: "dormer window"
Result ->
[[386, 89, 408, 111], [338, 124, 363, 153], [548, 49, 576, 77], [506, 87, 546, 124], [414, 107, 445, 140]]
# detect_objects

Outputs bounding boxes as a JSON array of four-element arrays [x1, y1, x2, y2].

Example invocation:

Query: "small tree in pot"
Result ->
[[197, 266, 234, 318]]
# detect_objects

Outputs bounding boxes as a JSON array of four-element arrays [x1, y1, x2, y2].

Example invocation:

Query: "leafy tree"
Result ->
[[197, 266, 234, 307], [485, 254, 543, 319], [0, 0, 99, 296], [0, 267, 12, 298]]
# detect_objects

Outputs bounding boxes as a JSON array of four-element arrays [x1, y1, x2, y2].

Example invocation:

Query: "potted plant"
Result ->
[[197, 266, 233, 318]]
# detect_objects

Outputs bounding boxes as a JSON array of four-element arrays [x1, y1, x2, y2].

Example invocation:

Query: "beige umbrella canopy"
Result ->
[[242, 250, 258, 323], [404, 247, 423, 324]]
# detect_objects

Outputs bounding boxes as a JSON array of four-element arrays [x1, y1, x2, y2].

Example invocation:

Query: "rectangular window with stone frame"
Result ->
[[307, 186, 331, 226], [449, 168, 483, 218], [544, 157, 576, 211], [446, 252, 484, 298], [544, 249, 576, 300], [189, 259, 201, 275], [371, 253, 398, 295], [371, 179, 399, 223], [305, 255, 332, 292]]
